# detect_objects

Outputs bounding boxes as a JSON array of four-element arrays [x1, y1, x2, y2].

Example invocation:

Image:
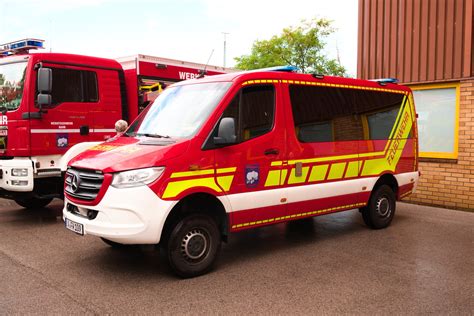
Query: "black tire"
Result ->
[[15, 197, 53, 209], [100, 237, 131, 249], [164, 215, 221, 278], [360, 185, 396, 229]]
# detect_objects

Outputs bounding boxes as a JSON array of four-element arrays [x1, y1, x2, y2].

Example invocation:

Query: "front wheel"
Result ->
[[360, 185, 396, 229], [15, 197, 53, 209], [164, 215, 221, 278]]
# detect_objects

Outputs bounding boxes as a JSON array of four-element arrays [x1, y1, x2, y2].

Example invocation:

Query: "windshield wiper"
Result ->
[[136, 133, 170, 139]]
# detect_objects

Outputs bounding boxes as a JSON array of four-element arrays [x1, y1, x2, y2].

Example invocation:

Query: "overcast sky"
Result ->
[[1, 0, 358, 75]]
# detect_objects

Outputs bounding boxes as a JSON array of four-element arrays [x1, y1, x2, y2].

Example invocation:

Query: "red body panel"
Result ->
[[0, 53, 229, 159], [66, 70, 419, 231]]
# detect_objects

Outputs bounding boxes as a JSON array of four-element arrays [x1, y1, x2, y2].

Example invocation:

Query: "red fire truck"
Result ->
[[0, 38, 231, 209]]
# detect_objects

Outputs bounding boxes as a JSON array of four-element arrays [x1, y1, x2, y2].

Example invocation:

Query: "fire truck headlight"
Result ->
[[111, 167, 165, 189], [12, 168, 28, 177]]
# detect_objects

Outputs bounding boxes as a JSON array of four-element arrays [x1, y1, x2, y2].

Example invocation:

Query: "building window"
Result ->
[[411, 83, 460, 159]]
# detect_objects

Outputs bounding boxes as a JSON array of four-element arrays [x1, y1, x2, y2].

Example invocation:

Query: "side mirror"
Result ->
[[37, 68, 52, 93], [37, 68, 52, 110], [214, 117, 237, 145], [37, 94, 51, 106]]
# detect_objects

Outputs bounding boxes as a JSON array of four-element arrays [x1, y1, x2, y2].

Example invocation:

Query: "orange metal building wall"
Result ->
[[357, 0, 474, 83]]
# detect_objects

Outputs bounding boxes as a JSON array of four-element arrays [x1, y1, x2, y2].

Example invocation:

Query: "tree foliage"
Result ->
[[234, 18, 346, 76]]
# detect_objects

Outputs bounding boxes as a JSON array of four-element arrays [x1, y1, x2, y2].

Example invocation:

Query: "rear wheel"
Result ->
[[360, 185, 396, 229], [15, 197, 53, 209], [164, 214, 221, 278]]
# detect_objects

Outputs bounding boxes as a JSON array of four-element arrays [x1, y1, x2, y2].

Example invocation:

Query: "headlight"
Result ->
[[111, 167, 164, 189], [12, 168, 28, 177]]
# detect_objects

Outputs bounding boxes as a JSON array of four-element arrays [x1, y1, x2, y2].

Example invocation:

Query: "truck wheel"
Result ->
[[360, 185, 396, 229], [15, 197, 53, 209], [165, 215, 221, 278]]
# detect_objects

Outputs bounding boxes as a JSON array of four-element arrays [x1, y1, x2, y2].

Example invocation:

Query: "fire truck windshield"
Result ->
[[126, 82, 232, 139], [0, 61, 27, 112]]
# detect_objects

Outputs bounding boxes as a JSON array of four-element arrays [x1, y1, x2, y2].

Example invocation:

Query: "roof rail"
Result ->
[[250, 65, 300, 73], [0, 38, 44, 57], [369, 78, 399, 85]]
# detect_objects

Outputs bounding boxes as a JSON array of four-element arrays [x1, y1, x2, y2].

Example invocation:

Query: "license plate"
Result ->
[[65, 218, 84, 235]]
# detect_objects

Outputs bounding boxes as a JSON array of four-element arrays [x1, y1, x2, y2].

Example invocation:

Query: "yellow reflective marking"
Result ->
[[231, 202, 367, 229], [327, 162, 346, 180], [217, 176, 234, 191], [287, 167, 310, 184], [280, 169, 288, 185], [271, 161, 283, 166], [242, 79, 406, 95], [361, 104, 413, 176], [216, 167, 236, 174], [308, 165, 329, 182], [162, 177, 222, 199], [170, 169, 214, 178], [287, 153, 357, 165], [90, 144, 119, 152], [345, 161, 360, 178], [264, 170, 281, 187]]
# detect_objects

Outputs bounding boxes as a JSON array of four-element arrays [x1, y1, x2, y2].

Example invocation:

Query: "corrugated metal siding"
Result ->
[[358, 0, 474, 83]]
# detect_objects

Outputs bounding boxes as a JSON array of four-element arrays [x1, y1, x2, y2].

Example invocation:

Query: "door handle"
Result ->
[[264, 148, 279, 156]]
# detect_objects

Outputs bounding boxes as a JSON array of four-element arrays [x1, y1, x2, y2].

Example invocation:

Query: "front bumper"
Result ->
[[0, 158, 34, 192], [63, 185, 177, 244]]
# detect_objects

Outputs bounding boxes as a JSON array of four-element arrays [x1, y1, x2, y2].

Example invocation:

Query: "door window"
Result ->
[[38, 68, 98, 107], [221, 84, 275, 143]]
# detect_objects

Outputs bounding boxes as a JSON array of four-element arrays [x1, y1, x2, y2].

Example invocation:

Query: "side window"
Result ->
[[366, 107, 400, 139], [289, 85, 362, 142], [42, 68, 98, 107], [289, 84, 406, 142], [353, 89, 405, 140], [221, 84, 275, 143]]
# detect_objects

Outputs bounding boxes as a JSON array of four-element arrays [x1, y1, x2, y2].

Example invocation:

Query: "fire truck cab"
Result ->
[[0, 39, 229, 208], [63, 67, 420, 278]]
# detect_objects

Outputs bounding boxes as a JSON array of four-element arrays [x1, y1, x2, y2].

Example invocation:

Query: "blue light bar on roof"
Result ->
[[0, 38, 44, 56], [253, 65, 300, 72], [369, 78, 399, 84]]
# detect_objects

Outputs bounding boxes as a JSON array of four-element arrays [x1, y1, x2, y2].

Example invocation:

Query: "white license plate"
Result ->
[[65, 218, 84, 235]]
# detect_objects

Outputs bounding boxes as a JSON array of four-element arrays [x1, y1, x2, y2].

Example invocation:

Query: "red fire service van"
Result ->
[[63, 66, 419, 278], [0, 38, 229, 209]]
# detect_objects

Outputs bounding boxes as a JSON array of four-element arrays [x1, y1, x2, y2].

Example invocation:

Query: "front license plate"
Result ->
[[65, 218, 84, 235]]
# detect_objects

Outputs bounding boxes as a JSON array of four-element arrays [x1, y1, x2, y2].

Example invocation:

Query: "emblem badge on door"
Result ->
[[245, 164, 259, 188]]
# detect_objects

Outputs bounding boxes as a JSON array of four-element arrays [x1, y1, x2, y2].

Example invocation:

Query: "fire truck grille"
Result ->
[[65, 168, 104, 201]]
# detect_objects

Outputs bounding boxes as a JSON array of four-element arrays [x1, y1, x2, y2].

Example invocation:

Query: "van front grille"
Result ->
[[65, 168, 104, 201]]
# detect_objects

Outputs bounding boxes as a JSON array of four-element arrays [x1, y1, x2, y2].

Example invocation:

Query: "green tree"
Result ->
[[234, 18, 346, 76]]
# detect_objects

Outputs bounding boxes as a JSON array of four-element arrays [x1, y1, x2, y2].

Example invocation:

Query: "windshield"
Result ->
[[126, 81, 232, 138], [0, 61, 28, 111]]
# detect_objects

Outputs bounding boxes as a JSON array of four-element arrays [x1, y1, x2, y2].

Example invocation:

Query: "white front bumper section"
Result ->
[[63, 185, 177, 244]]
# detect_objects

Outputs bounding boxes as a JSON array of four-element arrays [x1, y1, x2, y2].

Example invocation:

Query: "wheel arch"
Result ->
[[161, 192, 229, 244], [373, 173, 399, 197]]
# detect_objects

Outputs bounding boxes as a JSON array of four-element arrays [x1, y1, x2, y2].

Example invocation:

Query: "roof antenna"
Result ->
[[198, 49, 214, 79]]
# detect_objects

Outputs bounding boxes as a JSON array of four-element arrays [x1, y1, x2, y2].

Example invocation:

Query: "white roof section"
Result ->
[[116, 54, 235, 72]]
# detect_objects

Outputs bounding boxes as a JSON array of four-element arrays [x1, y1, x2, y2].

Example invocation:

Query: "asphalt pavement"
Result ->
[[0, 199, 472, 314]]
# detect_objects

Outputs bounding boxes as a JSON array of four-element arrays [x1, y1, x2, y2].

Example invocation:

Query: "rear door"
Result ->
[[213, 82, 287, 231]]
